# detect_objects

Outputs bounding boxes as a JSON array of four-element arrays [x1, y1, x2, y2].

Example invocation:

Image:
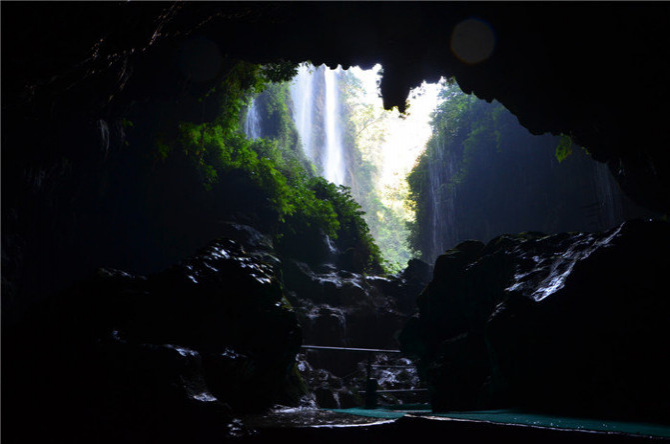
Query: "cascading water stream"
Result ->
[[244, 98, 262, 140], [323, 67, 346, 185], [426, 136, 458, 262], [290, 64, 315, 160], [429, 151, 442, 261], [289, 63, 347, 186], [592, 161, 623, 229]]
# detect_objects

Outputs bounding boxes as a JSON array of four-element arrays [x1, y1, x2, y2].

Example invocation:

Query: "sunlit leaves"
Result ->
[[406, 84, 506, 260], [161, 59, 384, 272], [261, 60, 299, 83], [555, 134, 574, 163], [338, 68, 409, 271]]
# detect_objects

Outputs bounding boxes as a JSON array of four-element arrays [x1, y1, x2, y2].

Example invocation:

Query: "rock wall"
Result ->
[[3, 3, 670, 433], [3, 223, 305, 443], [283, 255, 431, 408], [399, 219, 670, 423], [4, 3, 670, 326], [3, 216, 432, 442], [5, 3, 670, 216]]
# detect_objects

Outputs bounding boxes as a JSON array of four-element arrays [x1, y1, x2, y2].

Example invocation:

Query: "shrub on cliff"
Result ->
[[154, 59, 383, 272]]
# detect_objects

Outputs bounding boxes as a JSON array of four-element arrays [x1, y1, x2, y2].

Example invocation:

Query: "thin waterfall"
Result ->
[[244, 98, 262, 140], [323, 67, 346, 185], [592, 161, 623, 229], [289, 63, 347, 186], [426, 134, 458, 263], [442, 149, 458, 254], [290, 64, 315, 159], [428, 145, 442, 261]]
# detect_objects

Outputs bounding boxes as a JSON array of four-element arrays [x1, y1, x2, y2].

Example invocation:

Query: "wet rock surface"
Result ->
[[283, 257, 430, 349], [399, 219, 670, 423], [2, 221, 431, 442], [3, 224, 305, 443], [281, 254, 431, 408]]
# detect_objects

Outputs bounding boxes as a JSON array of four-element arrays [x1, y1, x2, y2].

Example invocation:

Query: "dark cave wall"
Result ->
[[3, 2, 670, 324], [5, 2, 669, 209]]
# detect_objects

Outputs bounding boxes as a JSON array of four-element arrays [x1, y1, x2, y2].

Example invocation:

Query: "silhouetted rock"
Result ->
[[281, 258, 430, 407], [487, 220, 670, 422], [400, 220, 670, 422], [3, 225, 305, 442], [283, 259, 420, 352]]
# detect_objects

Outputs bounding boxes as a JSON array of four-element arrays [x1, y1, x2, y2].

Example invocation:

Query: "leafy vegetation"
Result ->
[[153, 59, 383, 272], [338, 69, 412, 272], [407, 83, 624, 263], [555, 133, 574, 163]]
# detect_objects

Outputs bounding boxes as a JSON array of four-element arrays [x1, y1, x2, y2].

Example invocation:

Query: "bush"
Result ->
[[155, 59, 383, 272]]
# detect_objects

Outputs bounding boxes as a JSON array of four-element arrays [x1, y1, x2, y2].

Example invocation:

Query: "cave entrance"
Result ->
[[240, 61, 658, 414], [244, 62, 443, 272], [244, 61, 656, 268]]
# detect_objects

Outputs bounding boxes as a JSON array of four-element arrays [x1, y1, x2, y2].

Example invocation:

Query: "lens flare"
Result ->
[[450, 18, 496, 65]]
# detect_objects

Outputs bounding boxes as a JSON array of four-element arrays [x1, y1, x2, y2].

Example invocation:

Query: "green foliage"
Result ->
[[406, 83, 599, 263], [261, 60, 299, 83], [338, 68, 409, 272], [153, 59, 382, 272], [155, 139, 171, 161], [555, 133, 574, 163], [310, 178, 383, 269], [406, 84, 516, 260]]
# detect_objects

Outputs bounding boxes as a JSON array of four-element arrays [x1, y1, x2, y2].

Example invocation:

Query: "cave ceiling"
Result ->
[[3, 2, 670, 213]]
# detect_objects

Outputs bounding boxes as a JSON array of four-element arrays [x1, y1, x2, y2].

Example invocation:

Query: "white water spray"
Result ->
[[244, 98, 262, 140], [290, 64, 315, 159], [323, 67, 346, 185], [427, 136, 458, 262], [592, 161, 623, 229], [289, 63, 347, 186]]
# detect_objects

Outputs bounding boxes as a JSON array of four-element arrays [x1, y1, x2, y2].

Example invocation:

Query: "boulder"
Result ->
[[281, 257, 431, 407], [487, 220, 670, 422], [399, 220, 670, 422], [3, 224, 306, 442], [283, 260, 409, 351]]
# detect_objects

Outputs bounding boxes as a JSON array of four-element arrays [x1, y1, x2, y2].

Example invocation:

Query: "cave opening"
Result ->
[[241, 58, 657, 269], [3, 3, 670, 442]]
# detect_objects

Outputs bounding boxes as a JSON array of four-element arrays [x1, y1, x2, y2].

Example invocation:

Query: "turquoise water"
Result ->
[[327, 406, 670, 438]]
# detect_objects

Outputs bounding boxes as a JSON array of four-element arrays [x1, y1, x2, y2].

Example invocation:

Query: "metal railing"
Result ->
[[300, 345, 427, 409]]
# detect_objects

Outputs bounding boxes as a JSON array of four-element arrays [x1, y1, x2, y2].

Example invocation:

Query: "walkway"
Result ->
[[326, 405, 670, 441]]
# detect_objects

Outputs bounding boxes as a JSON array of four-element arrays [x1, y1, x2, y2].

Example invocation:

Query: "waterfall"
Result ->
[[592, 161, 623, 229], [428, 147, 442, 261], [289, 63, 347, 186], [426, 136, 458, 262], [290, 64, 315, 159], [97, 119, 110, 156], [244, 98, 262, 140], [323, 67, 346, 185]]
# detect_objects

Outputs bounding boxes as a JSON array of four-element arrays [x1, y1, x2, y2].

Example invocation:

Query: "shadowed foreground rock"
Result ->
[[3, 224, 305, 443], [400, 219, 670, 423], [282, 255, 431, 408]]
